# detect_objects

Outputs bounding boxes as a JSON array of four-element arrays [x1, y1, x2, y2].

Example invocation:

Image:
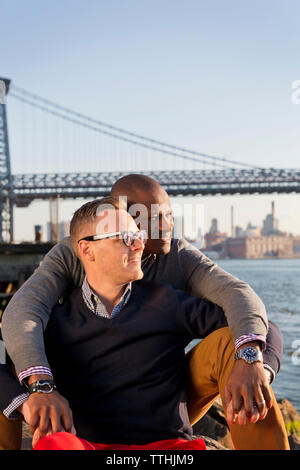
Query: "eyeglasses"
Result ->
[[78, 230, 147, 247]]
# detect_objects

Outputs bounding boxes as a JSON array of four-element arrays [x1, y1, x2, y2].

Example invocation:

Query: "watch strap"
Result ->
[[27, 380, 57, 394]]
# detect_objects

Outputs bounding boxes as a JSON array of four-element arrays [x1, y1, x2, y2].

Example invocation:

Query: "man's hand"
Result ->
[[18, 376, 74, 447], [223, 342, 272, 425], [226, 399, 260, 426]]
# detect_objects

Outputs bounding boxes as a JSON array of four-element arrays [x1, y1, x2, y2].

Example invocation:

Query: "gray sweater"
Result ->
[[1, 237, 268, 376]]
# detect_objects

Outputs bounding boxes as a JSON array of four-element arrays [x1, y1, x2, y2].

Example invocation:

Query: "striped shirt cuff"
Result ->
[[18, 366, 53, 385], [263, 364, 275, 384], [234, 334, 266, 351], [3, 393, 29, 419]]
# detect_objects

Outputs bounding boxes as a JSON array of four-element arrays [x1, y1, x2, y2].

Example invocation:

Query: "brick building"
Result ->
[[226, 235, 294, 259]]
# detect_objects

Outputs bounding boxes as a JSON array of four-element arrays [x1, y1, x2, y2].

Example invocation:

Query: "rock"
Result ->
[[277, 398, 300, 437], [277, 398, 300, 423], [21, 422, 32, 450], [194, 435, 229, 450], [192, 399, 234, 449], [288, 434, 300, 450]]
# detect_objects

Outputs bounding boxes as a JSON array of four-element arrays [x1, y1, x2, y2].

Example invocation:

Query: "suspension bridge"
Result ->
[[1, 77, 300, 243]]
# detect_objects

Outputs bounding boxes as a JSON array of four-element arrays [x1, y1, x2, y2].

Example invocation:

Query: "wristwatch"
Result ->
[[234, 346, 263, 365], [27, 380, 57, 395]]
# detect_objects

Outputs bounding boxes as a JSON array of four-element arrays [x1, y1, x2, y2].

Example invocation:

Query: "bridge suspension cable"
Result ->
[[10, 85, 260, 170]]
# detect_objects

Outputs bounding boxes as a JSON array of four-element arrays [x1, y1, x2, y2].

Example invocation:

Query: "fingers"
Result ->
[[262, 382, 273, 409], [223, 387, 235, 424], [60, 399, 74, 433], [227, 385, 272, 426], [32, 428, 41, 449], [226, 399, 260, 426], [241, 385, 271, 422], [249, 405, 260, 423], [22, 391, 75, 447], [254, 382, 273, 420], [253, 387, 269, 420], [38, 407, 51, 436], [31, 416, 76, 448], [33, 401, 70, 434], [231, 385, 259, 423], [242, 387, 256, 420], [225, 361, 274, 425], [29, 424, 36, 435], [71, 425, 77, 435], [238, 404, 259, 425], [225, 399, 235, 425], [224, 387, 243, 425], [39, 404, 74, 439], [230, 387, 243, 423], [253, 396, 267, 420]]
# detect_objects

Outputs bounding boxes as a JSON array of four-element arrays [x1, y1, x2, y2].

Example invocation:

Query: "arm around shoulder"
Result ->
[[1, 237, 84, 376], [176, 238, 268, 342]]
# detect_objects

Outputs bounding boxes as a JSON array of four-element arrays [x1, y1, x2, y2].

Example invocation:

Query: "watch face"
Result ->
[[242, 347, 258, 363], [39, 383, 53, 392]]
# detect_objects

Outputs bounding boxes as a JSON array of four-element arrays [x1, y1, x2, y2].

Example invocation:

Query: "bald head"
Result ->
[[110, 174, 174, 255], [111, 174, 166, 207]]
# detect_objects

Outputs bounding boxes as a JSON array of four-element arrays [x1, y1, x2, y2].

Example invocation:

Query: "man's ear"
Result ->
[[77, 240, 95, 262]]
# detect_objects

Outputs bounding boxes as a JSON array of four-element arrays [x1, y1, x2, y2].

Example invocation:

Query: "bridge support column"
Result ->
[[0, 78, 14, 243]]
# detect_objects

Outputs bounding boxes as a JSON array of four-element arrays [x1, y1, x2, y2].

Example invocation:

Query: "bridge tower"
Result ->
[[0, 77, 13, 243]]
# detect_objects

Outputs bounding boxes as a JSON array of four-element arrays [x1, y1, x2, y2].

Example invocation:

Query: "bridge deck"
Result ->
[[9, 168, 300, 206]]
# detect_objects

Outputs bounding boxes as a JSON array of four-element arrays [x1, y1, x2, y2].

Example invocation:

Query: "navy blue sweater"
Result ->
[[44, 280, 227, 444]]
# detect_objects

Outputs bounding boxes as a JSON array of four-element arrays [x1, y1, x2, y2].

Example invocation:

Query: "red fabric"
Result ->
[[34, 432, 206, 450]]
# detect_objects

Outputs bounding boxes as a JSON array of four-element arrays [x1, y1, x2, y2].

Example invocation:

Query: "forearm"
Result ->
[[187, 256, 268, 340], [2, 279, 60, 375], [1, 238, 84, 376], [189, 259, 283, 378]]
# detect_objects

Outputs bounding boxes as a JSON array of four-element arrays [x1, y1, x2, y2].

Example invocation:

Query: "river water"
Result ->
[[215, 258, 300, 412]]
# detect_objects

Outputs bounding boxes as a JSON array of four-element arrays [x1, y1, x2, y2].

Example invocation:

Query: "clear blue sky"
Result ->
[[1, 0, 300, 240]]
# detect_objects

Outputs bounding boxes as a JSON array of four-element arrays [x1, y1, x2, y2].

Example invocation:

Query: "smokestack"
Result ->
[[271, 201, 275, 218], [34, 225, 43, 243], [231, 206, 234, 238]]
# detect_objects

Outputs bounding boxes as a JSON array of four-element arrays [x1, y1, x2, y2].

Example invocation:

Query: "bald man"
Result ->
[[1, 174, 287, 449]]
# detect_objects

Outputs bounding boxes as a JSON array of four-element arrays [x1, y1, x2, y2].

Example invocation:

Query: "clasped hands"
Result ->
[[223, 358, 273, 426], [19, 389, 75, 448], [19, 359, 273, 447]]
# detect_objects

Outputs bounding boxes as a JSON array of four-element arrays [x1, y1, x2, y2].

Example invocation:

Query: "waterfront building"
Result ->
[[226, 235, 294, 259], [262, 201, 279, 236], [204, 218, 227, 250]]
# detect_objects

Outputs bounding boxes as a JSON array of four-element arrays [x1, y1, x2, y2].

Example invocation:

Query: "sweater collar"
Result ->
[[82, 276, 132, 319]]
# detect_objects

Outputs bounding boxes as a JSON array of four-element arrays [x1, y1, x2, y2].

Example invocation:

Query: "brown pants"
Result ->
[[0, 413, 22, 450], [187, 327, 290, 450], [0, 327, 290, 450]]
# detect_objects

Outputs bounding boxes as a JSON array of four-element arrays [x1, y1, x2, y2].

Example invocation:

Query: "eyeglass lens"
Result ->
[[123, 231, 146, 246]]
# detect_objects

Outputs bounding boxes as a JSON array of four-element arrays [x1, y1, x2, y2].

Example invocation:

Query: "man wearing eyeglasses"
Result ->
[[1, 196, 225, 450], [0, 175, 289, 449]]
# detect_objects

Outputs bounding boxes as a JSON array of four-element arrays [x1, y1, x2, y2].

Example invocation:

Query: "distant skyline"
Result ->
[[198, 195, 300, 238], [1, 0, 300, 240], [174, 194, 300, 241], [13, 193, 300, 244]]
